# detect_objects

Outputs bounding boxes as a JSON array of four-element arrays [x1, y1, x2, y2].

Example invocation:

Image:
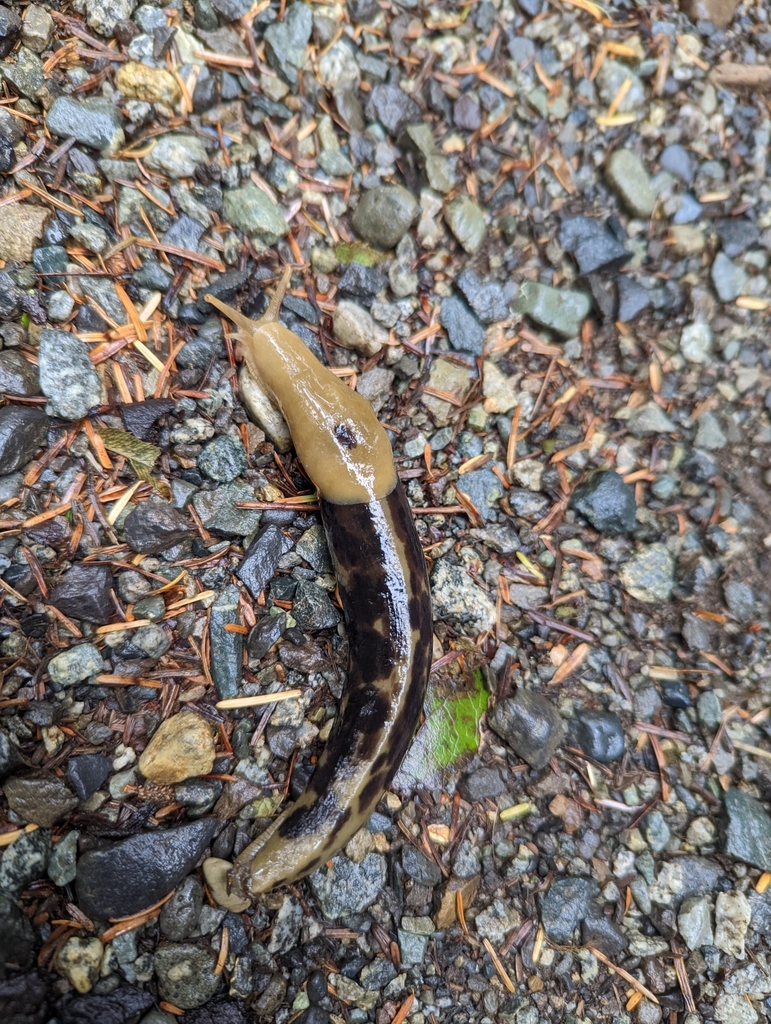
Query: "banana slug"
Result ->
[[202, 269, 432, 906]]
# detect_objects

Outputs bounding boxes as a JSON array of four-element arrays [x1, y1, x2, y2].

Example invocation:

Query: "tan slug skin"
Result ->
[[207, 268, 395, 505], [204, 271, 432, 902]]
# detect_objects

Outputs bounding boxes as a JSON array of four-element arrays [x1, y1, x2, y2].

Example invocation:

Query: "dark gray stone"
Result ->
[[198, 434, 247, 483], [132, 260, 174, 292], [196, 269, 249, 315], [67, 754, 111, 801], [0, 731, 23, 781], [581, 907, 628, 956], [0, 4, 21, 58], [487, 690, 566, 769], [4, 773, 78, 827], [75, 818, 218, 920], [749, 889, 771, 937], [247, 612, 287, 660], [366, 83, 421, 136], [264, 1, 313, 86], [237, 525, 286, 599], [209, 585, 242, 699], [50, 564, 114, 625], [120, 397, 175, 440], [456, 467, 504, 522], [0, 406, 49, 474], [0, 133, 12, 173], [724, 788, 771, 872], [716, 218, 760, 258], [0, 894, 35, 973], [559, 216, 629, 275], [338, 262, 388, 301], [292, 580, 340, 630], [659, 678, 692, 709], [161, 213, 205, 254], [295, 524, 330, 572], [0, 351, 39, 397], [571, 470, 637, 535], [440, 295, 485, 355], [33, 244, 68, 276], [402, 844, 442, 886], [456, 267, 508, 324], [458, 767, 505, 802], [569, 710, 625, 762], [0, 45, 43, 99], [59, 985, 154, 1024], [192, 482, 262, 536], [39, 329, 102, 420], [0, 270, 23, 319], [124, 497, 195, 554], [540, 876, 600, 943], [723, 580, 756, 623], [617, 276, 651, 322], [77, 275, 124, 324], [454, 93, 482, 131], [159, 876, 203, 940]]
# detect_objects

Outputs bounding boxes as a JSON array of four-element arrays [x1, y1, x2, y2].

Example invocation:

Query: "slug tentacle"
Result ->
[[203, 271, 432, 904]]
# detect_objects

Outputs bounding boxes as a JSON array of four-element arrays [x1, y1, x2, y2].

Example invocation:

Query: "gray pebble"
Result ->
[[308, 852, 387, 919], [352, 185, 418, 250], [487, 690, 566, 770], [39, 329, 102, 420]]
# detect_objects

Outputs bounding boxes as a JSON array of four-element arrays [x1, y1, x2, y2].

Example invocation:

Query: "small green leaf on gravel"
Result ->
[[98, 428, 167, 494], [399, 669, 489, 786], [334, 241, 383, 267]]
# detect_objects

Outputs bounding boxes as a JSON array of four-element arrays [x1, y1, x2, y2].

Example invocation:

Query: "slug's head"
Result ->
[[205, 269, 396, 504]]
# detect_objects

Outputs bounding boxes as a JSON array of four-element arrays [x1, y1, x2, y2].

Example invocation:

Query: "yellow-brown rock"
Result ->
[[0, 204, 50, 262], [139, 711, 215, 784], [681, 0, 737, 29], [114, 62, 181, 106]]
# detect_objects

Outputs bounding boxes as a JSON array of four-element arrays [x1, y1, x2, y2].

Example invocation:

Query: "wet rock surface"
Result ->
[[75, 819, 219, 920], [0, 406, 49, 474]]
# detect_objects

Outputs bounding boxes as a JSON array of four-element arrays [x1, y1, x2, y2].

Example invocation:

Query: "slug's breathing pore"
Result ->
[[202, 270, 432, 905], [205, 268, 395, 505]]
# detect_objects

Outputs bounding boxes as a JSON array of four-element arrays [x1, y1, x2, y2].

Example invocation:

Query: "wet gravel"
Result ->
[[1, 0, 771, 1021]]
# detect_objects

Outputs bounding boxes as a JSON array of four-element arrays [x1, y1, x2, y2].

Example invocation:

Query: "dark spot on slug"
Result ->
[[357, 761, 393, 813], [408, 592, 424, 631], [278, 789, 339, 839], [346, 623, 394, 688], [335, 422, 358, 448]]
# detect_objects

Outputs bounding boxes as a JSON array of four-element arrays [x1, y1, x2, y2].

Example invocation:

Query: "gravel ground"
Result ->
[[1, 0, 771, 1022]]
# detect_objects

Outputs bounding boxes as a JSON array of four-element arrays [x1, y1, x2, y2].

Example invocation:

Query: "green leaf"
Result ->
[[398, 669, 489, 788], [248, 794, 284, 819], [98, 428, 169, 497], [334, 241, 383, 267]]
